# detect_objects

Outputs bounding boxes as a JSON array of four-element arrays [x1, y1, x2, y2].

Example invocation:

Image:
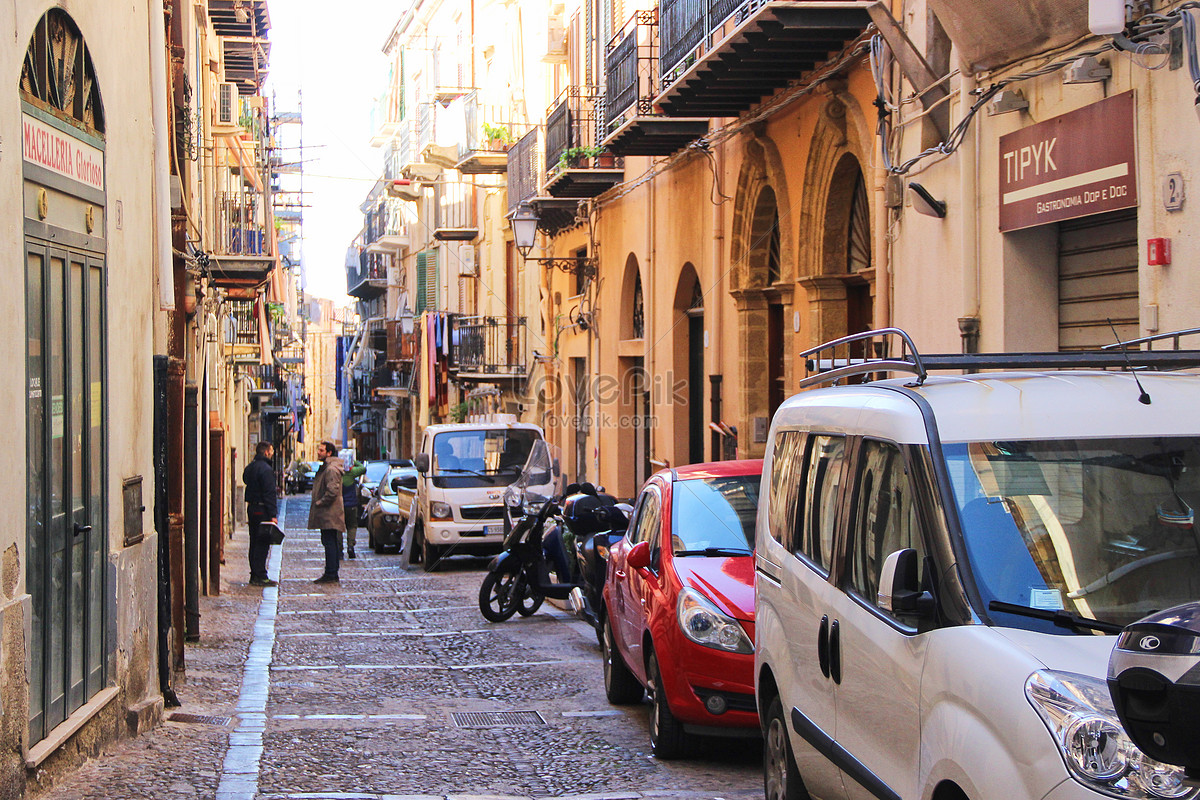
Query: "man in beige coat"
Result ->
[[308, 440, 346, 583]]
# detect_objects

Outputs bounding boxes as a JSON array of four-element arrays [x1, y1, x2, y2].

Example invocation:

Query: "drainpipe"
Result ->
[[151, 0, 173, 310], [165, 0, 188, 677], [958, 72, 981, 354], [646, 168, 657, 465], [710, 132, 725, 460]]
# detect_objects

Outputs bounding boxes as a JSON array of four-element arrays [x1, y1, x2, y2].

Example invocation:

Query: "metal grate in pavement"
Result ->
[[167, 712, 233, 727], [452, 710, 545, 728]]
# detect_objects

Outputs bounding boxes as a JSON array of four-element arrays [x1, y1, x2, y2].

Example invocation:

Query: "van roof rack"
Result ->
[[799, 327, 1200, 389]]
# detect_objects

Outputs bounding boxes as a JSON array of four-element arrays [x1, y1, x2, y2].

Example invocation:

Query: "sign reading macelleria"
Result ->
[[22, 112, 105, 192], [999, 91, 1137, 232]]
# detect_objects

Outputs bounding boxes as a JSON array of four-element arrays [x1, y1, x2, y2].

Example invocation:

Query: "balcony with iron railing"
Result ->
[[451, 316, 528, 379], [347, 249, 388, 299], [209, 188, 277, 287], [656, 0, 875, 117], [543, 86, 625, 199], [507, 127, 542, 215], [602, 11, 711, 156], [455, 90, 534, 175]]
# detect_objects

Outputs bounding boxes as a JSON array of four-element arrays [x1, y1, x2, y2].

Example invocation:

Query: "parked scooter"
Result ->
[[560, 484, 632, 642], [478, 444, 630, 631]]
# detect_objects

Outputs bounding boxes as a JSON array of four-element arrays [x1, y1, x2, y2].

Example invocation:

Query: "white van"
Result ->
[[412, 420, 546, 571], [755, 329, 1200, 800]]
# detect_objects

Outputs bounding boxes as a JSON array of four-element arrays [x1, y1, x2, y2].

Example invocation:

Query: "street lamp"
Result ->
[[509, 202, 539, 260]]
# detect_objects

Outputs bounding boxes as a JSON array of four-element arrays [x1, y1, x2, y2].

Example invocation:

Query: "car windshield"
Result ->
[[945, 437, 1200, 633], [671, 474, 761, 554], [364, 461, 393, 484], [431, 429, 540, 488], [306, 461, 320, 473]]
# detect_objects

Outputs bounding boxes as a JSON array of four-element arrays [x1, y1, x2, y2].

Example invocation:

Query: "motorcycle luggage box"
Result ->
[[562, 491, 617, 534]]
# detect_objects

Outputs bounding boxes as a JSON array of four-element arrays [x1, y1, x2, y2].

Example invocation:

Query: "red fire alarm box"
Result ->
[[1148, 237, 1172, 266]]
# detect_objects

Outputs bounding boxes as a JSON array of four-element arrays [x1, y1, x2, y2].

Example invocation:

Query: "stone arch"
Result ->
[[619, 253, 644, 340], [730, 136, 795, 290], [796, 93, 877, 350]]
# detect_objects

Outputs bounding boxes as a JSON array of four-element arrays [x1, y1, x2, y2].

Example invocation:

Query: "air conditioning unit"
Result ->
[[458, 243, 477, 276], [216, 82, 239, 126]]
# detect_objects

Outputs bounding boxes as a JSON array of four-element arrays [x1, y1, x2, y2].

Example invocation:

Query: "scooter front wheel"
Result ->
[[479, 569, 521, 622], [515, 574, 544, 617]]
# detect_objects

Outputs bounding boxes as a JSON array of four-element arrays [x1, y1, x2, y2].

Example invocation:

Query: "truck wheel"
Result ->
[[422, 540, 441, 572]]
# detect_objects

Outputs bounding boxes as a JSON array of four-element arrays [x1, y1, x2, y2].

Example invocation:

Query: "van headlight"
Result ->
[[430, 501, 452, 520], [676, 588, 753, 654], [1026, 670, 1197, 799]]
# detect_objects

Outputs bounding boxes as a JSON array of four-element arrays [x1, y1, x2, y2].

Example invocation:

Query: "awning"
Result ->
[[927, 0, 1088, 73]]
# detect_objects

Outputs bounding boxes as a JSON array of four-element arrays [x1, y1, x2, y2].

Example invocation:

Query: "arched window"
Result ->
[[848, 173, 870, 273], [632, 271, 644, 339], [20, 10, 105, 134]]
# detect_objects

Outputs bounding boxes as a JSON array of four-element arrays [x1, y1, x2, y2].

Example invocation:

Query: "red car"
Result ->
[[602, 459, 763, 759]]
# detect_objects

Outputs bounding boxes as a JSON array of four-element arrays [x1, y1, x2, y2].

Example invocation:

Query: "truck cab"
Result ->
[[412, 420, 546, 571]]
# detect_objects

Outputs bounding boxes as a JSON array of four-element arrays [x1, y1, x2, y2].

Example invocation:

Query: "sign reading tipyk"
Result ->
[[22, 113, 105, 192], [999, 91, 1136, 232]]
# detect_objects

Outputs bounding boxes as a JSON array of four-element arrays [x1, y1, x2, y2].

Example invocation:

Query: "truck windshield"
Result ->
[[431, 429, 540, 488], [944, 437, 1200, 634]]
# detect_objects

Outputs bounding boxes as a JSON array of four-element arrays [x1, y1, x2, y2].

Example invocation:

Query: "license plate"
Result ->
[[483, 526, 500, 537]]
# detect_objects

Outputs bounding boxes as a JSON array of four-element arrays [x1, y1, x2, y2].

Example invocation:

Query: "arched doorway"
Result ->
[[20, 9, 109, 745], [672, 265, 704, 466], [729, 137, 794, 458], [618, 255, 650, 495], [797, 99, 875, 355]]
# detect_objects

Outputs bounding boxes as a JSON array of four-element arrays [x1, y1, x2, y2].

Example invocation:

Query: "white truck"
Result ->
[[411, 420, 548, 572]]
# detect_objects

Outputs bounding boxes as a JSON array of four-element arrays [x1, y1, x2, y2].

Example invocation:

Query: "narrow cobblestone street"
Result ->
[[30, 498, 761, 800]]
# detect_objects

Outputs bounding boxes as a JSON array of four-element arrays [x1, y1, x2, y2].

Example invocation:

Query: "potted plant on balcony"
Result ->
[[556, 145, 610, 171], [481, 122, 515, 152]]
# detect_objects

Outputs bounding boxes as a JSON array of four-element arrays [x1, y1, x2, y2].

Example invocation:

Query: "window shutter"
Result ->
[[415, 250, 428, 313], [425, 249, 439, 311]]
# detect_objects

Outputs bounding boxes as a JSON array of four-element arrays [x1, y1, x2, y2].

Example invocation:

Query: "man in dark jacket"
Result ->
[[243, 440, 279, 587]]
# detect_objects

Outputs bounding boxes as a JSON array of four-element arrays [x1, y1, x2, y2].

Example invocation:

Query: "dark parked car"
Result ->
[[286, 461, 321, 494], [360, 460, 414, 523], [366, 466, 418, 553]]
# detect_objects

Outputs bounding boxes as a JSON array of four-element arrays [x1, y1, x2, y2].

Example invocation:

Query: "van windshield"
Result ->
[[945, 437, 1200, 634], [430, 429, 540, 489]]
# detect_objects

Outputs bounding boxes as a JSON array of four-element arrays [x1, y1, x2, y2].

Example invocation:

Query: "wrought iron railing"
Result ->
[[346, 251, 387, 295], [544, 86, 621, 179], [507, 128, 541, 213], [216, 192, 267, 256], [452, 316, 528, 376], [659, 0, 707, 84], [226, 299, 259, 346], [661, 0, 775, 87], [459, 90, 531, 160], [604, 11, 659, 133]]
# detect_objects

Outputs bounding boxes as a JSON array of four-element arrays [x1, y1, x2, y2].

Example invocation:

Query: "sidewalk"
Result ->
[[30, 505, 283, 799]]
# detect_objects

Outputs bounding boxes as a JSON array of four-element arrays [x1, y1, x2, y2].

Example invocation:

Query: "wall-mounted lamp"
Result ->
[[908, 182, 947, 218], [989, 89, 1030, 115], [507, 200, 598, 279], [509, 202, 539, 260]]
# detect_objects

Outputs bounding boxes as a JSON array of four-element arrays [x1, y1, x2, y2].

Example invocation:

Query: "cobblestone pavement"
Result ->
[[31, 497, 762, 800]]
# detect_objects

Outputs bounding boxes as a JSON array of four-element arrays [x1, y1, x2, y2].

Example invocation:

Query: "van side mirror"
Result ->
[[392, 474, 418, 491], [627, 540, 652, 571], [877, 548, 935, 615], [414, 453, 430, 473]]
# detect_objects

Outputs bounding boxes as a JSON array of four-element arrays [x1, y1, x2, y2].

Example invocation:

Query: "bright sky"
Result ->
[[266, 1, 400, 302]]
